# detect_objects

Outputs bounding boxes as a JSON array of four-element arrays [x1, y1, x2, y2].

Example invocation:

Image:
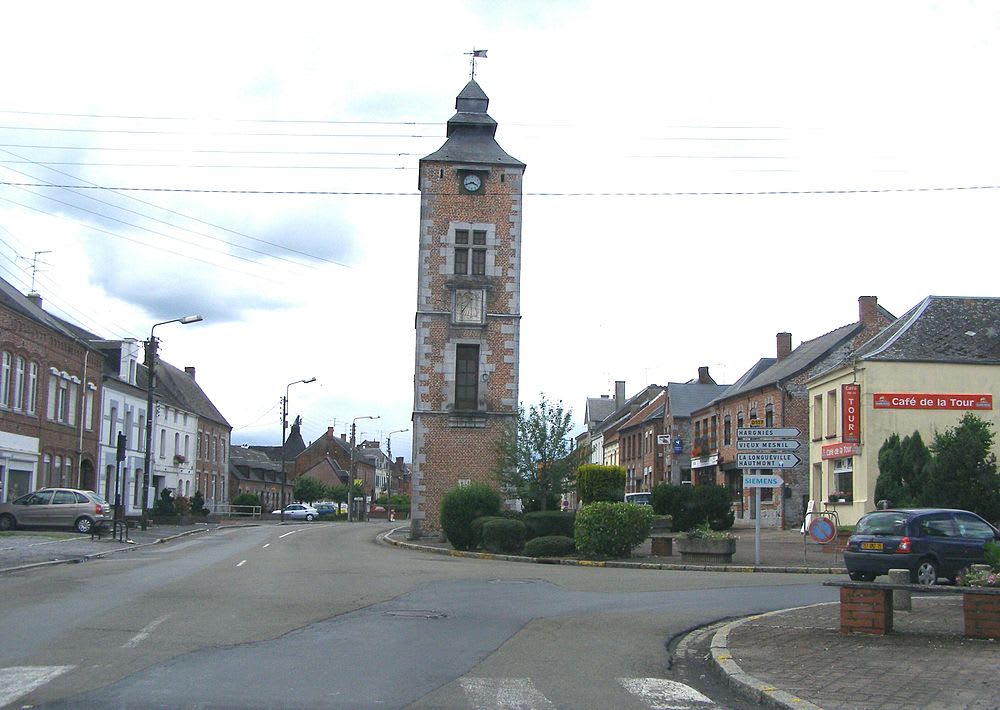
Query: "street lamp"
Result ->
[[141, 314, 203, 531], [280, 377, 317, 521], [349, 415, 379, 522], [385, 429, 408, 522]]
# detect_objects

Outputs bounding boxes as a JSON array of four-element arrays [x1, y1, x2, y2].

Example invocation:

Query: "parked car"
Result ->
[[844, 508, 1000, 585], [271, 503, 318, 521], [314, 502, 337, 516], [625, 492, 652, 506], [0, 488, 112, 534]]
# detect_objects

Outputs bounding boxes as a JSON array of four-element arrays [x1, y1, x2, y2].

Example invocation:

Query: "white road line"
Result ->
[[618, 678, 715, 709], [262, 543, 270, 549], [460, 678, 556, 710], [278, 530, 298, 539], [122, 614, 171, 649], [236, 559, 247, 567], [0, 665, 74, 707]]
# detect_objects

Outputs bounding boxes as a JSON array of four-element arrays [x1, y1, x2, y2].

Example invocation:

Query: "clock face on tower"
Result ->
[[462, 174, 482, 193]]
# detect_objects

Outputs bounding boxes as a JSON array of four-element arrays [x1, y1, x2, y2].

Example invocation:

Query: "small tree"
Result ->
[[875, 431, 931, 507], [154, 488, 177, 517], [576, 464, 626, 504], [191, 490, 209, 516], [293, 475, 326, 504], [326, 484, 349, 506], [440, 483, 502, 551], [232, 492, 261, 509], [495, 394, 581, 512], [922, 414, 1000, 521]]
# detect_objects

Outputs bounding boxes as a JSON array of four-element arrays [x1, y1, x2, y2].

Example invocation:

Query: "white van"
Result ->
[[624, 492, 652, 506]]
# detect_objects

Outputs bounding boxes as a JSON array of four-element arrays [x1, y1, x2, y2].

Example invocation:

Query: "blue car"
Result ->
[[844, 508, 1000, 585]]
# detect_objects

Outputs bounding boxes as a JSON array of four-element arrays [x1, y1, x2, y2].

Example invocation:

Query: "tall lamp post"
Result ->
[[280, 377, 316, 522], [349, 415, 379, 522], [385, 429, 408, 522], [141, 314, 203, 531]]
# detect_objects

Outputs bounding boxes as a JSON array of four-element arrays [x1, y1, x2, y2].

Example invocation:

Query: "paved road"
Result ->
[[0, 522, 840, 709]]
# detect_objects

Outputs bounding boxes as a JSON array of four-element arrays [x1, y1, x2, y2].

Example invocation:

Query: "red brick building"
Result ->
[[410, 81, 525, 535], [0, 284, 103, 500]]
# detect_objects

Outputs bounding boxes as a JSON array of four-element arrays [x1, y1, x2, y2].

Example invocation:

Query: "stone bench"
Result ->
[[823, 580, 1000, 639]]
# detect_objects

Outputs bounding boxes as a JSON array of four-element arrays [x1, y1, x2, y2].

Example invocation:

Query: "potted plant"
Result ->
[[174, 454, 187, 465], [828, 491, 851, 504], [676, 522, 737, 563]]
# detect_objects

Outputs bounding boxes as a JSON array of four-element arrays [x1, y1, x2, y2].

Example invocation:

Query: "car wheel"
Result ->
[[849, 571, 875, 582], [912, 558, 939, 585], [305, 514, 314, 521], [0, 514, 14, 531], [74, 516, 94, 534]]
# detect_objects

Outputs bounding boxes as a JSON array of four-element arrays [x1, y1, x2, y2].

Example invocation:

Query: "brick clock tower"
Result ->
[[410, 80, 525, 537]]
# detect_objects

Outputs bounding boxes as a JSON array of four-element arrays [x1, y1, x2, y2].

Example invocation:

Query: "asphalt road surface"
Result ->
[[0, 522, 839, 709]]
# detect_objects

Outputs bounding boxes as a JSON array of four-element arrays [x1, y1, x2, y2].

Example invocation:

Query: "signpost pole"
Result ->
[[754, 487, 761, 565]]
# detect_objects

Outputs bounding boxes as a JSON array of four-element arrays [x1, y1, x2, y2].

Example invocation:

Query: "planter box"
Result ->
[[677, 537, 736, 564]]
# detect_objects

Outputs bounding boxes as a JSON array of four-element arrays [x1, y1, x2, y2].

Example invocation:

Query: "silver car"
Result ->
[[0, 488, 112, 534], [271, 503, 319, 521]]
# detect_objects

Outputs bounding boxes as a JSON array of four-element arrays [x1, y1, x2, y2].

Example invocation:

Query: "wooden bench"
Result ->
[[824, 580, 1000, 639]]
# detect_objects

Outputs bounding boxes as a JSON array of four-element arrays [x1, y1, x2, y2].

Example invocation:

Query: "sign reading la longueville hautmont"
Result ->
[[872, 393, 993, 410]]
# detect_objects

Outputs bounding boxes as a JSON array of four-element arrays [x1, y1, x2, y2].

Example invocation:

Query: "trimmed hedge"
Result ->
[[651, 483, 735, 532], [523, 511, 576, 540], [481, 518, 526, 554], [523, 535, 576, 558], [576, 464, 626, 504], [574, 501, 653, 558], [440, 483, 502, 551], [470, 515, 507, 550]]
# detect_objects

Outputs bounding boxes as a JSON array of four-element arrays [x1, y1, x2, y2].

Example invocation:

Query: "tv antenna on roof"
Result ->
[[465, 48, 487, 80]]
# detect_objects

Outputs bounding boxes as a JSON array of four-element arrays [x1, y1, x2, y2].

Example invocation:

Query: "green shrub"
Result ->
[[574, 501, 653, 558], [153, 489, 177, 517], [576, 464, 626, 503], [440, 483, 502, 551], [651, 483, 734, 532], [191, 491, 209, 516], [232, 492, 261, 508], [523, 535, 576, 558], [481, 518, 526, 554], [523, 511, 576, 540], [470, 515, 506, 550]]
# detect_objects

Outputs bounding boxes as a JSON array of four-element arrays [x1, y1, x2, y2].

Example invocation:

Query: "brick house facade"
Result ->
[[0, 284, 102, 501], [410, 81, 525, 535]]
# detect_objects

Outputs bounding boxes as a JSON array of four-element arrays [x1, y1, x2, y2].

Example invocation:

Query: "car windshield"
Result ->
[[855, 512, 907, 535]]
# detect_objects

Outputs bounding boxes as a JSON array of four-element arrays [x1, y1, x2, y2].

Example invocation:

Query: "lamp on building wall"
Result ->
[[141, 314, 203, 531], [349, 415, 379, 522], [280, 377, 316, 522]]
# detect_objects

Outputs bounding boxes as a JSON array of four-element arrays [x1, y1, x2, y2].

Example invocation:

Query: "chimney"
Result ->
[[615, 380, 625, 410], [776, 332, 792, 360], [26, 292, 42, 309], [396, 456, 404, 466], [859, 296, 878, 326], [341, 433, 347, 441], [697, 366, 712, 384], [184, 366, 196, 380]]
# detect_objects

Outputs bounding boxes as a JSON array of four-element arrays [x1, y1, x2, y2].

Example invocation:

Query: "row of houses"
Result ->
[[579, 295, 1000, 527], [0, 278, 409, 513]]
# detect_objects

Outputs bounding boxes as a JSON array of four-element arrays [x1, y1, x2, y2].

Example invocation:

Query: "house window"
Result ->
[[723, 415, 732, 446], [11, 356, 24, 410], [813, 394, 823, 439], [454, 229, 487, 276], [54, 379, 69, 423], [471, 230, 486, 275], [826, 389, 838, 437], [833, 458, 854, 498], [455, 344, 479, 410], [737, 411, 743, 430], [454, 230, 469, 274], [109, 406, 118, 445], [138, 414, 146, 452], [0, 352, 10, 407], [159, 429, 166, 458], [26, 362, 38, 414], [765, 403, 773, 428]]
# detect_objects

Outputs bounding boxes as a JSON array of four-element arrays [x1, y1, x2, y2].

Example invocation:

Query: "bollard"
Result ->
[[888, 569, 911, 611]]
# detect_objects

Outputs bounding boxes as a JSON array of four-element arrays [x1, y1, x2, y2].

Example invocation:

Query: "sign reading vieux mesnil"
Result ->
[[737, 452, 801, 469], [736, 439, 801, 451], [743, 472, 784, 487]]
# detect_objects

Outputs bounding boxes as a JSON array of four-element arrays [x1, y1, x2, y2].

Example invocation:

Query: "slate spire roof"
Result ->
[[421, 80, 524, 167]]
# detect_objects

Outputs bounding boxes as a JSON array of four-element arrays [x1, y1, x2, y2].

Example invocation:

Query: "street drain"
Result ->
[[488, 578, 533, 584], [384, 610, 447, 619]]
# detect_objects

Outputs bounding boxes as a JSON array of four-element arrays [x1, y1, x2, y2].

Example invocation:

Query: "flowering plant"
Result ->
[[683, 522, 736, 540], [957, 541, 1000, 587]]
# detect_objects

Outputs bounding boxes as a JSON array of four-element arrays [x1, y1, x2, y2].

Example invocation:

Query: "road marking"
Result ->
[[262, 543, 270, 549], [460, 678, 556, 709], [236, 559, 247, 567], [0, 665, 74, 707], [618, 678, 715, 709], [278, 530, 298, 539], [123, 614, 171, 649]]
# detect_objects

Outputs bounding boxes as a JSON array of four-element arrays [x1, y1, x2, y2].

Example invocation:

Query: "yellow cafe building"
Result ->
[[806, 296, 1000, 526]]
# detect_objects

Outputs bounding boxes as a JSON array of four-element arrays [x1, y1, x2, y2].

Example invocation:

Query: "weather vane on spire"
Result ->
[[465, 48, 488, 80]]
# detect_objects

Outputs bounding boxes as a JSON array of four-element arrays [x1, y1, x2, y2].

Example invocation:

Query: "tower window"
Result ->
[[455, 345, 479, 410], [454, 229, 487, 276]]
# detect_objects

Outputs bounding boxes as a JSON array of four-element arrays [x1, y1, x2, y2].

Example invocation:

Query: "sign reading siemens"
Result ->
[[872, 393, 993, 410]]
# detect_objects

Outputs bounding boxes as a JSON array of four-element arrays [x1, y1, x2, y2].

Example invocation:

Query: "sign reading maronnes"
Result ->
[[872, 393, 993, 411], [842, 384, 861, 444]]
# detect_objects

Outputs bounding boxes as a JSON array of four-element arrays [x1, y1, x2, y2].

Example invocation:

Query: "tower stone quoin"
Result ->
[[410, 80, 525, 537]]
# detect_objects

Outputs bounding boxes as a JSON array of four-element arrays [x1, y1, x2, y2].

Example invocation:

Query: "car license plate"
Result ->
[[860, 541, 884, 551]]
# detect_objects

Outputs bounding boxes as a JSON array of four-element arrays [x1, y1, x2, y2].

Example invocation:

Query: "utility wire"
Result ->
[[0, 108, 439, 126], [0, 125, 440, 138], [0, 143, 425, 156]]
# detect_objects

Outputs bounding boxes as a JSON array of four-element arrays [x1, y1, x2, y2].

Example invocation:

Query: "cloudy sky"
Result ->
[[3, 2, 999, 459]]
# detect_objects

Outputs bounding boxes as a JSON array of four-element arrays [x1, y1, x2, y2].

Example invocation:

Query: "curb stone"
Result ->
[[378, 527, 846, 575], [709, 604, 832, 710]]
